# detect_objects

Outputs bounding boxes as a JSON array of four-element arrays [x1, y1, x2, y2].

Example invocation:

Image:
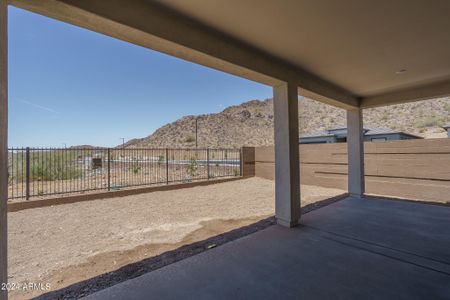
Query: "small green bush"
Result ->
[[131, 162, 141, 174], [186, 158, 198, 177]]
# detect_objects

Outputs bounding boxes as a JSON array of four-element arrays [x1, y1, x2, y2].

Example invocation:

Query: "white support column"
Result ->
[[347, 108, 365, 197], [273, 82, 300, 227], [0, 1, 7, 299]]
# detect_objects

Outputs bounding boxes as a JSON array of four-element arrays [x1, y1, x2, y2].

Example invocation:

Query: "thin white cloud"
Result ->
[[18, 99, 59, 114]]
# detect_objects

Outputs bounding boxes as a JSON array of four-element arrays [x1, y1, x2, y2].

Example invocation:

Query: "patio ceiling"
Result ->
[[159, 0, 450, 108], [9, 0, 450, 108]]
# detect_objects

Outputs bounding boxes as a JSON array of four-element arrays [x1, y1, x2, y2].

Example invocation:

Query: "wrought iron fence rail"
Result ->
[[7, 147, 242, 200]]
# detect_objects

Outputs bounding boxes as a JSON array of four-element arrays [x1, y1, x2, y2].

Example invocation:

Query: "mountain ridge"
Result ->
[[124, 97, 450, 148]]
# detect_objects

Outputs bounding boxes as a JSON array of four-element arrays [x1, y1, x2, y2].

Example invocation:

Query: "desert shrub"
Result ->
[[8, 150, 82, 182], [415, 116, 445, 128], [29, 152, 82, 181], [444, 102, 450, 112], [186, 157, 198, 177], [131, 160, 141, 174], [185, 136, 195, 143], [391, 124, 399, 130], [381, 111, 389, 121]]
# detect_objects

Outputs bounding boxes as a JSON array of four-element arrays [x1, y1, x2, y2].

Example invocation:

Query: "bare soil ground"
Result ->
[[8, 177, 345, 299]]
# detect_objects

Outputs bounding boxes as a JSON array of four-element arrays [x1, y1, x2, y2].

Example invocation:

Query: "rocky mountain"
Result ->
[[124, 97, 450, 148]]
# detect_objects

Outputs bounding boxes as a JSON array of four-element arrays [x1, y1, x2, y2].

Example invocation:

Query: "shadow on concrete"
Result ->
[[34, 193, 348, 299], [365, 194, 450, 207]]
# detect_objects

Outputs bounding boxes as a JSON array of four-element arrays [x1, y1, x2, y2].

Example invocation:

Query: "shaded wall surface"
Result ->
[[250, 139, 450, 203]]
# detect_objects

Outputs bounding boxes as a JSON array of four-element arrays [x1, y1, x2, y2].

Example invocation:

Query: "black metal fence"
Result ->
[[7, 147, 242, 200]]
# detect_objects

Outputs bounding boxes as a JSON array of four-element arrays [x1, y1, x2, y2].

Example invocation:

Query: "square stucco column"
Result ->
[[347, 108, 365, 197], [0, 1, 7, 299], [273, 82, 300, 227]]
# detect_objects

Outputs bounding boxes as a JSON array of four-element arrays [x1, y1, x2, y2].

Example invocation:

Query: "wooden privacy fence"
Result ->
[[243, 138, 450, 203]]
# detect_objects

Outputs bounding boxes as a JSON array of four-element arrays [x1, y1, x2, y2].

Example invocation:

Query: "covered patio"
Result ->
[[84, 196, 450, 300], [1, 1, 450, 299]]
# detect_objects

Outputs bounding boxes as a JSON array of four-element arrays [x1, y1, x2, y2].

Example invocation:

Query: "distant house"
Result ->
[[299, 127, 422, 144], [443, 124, 450, 137]]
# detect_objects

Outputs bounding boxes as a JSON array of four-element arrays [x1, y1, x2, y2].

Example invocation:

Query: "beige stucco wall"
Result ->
[[250, 139, 450, 203]]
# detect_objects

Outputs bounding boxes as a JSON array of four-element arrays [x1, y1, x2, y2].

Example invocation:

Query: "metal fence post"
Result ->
[[239, 147, 243, 177], [107, 148, 111, 191], [166, 148, 169, 184], [207, 148, 210, 180], [25, 147, 30, 200]]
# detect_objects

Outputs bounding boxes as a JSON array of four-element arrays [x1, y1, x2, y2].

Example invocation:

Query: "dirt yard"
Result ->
[[8, 177, 345, 299]]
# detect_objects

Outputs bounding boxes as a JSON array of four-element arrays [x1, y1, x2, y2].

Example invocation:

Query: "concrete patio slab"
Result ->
[[84, 196, 450, 300]]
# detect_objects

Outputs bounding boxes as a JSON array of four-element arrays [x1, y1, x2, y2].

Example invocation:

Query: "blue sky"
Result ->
[[8, 7, 271, 147]]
